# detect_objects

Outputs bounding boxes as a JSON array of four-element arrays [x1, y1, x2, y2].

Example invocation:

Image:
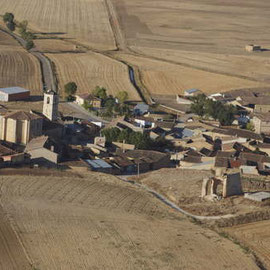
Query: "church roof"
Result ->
[[3, 111, 42, 121]]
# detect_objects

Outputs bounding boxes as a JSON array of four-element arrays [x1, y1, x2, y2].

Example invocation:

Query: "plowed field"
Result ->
[[48, 52, 141, 100], [0, 173, 259, 270], [226, 220, 270, 269], [0, 31, 42, 92], [0, 0, 116, 50]]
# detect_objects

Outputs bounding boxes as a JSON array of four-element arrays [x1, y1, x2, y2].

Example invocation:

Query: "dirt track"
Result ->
[[0, 173, 259, 269]]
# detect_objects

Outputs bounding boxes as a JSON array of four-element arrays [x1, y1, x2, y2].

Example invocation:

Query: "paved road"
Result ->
[[62, 102, 109, 124]]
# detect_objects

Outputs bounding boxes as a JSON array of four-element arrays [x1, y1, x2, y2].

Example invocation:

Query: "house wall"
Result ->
[[28, 147, 59, 164], [253, 116, 270, 134], [76, 96, 85, 106], [0, 92, 8, 101], [254, 104, 270, 114], [8, 91, 30, 101], [223, 173, 243, 197]]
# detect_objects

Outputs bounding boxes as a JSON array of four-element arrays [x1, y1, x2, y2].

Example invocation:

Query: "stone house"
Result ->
[[0, 111, 43, 145], [253, 113, 270, 135], [25, 135, 64, 164], [75, 93, 102, 109]]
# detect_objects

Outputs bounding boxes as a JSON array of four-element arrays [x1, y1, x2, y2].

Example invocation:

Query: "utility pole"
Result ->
[[137, 161, 140, 178]]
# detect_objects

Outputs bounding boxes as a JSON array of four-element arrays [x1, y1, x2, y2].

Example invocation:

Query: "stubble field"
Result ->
[[48, 52, 141, 100], [0, 173, 259, 270], [0, 30, 42, 92], [0, 0, 116, 51], [116, 53, 266, 96]]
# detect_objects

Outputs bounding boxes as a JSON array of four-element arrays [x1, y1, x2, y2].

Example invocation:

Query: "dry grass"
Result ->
[[0, 0, 116, 50], [226, 220, 270, 269], [0, 30, 42, 92], [116, 53, 267, 96], [0, 173, 259, 269], [47, 52, 141, 100]]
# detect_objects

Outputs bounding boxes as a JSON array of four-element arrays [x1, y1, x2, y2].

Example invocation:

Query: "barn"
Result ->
[[0, 87, 30, 102]]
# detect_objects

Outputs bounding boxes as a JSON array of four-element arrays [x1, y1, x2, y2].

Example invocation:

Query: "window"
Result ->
[[47, 97, 50, 104]]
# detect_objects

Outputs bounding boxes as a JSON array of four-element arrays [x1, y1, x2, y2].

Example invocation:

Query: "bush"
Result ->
[[3, 12, 14, 23], [26, 40, 34, 50], [6, 21, 15, 32]]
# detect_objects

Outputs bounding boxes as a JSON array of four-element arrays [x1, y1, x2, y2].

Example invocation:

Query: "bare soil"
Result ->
[[0, 172, 259, 269]]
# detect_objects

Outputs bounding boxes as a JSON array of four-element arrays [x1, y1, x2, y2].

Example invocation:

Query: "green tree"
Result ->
[[217, 105, 236, 126], [92, 86, 107, 100], [21, 31, 35, 42], [64, 82, 77, 99], [18, 20, 28, 35], [117, 129, 131, 142], [3, 12, 14, 23], [26, 40, 34, 50], [6, 21, 15, 32], [190, 94, 207, 117], [116, 91, 128, 104], [101, 127, 121, 143], [246, 121, 254, 131]]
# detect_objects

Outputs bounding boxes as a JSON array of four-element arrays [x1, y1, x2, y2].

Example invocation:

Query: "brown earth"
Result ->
[[132, 168, 269, 217], [226, 220, 270, 269], [0, 173, 259, 269]]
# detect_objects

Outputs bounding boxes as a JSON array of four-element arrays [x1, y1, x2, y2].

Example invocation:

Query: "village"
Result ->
[[1, 85, 270, 194]]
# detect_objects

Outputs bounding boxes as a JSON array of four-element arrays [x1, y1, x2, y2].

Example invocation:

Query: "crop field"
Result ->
[[0, 0, 116, 51], [117, 53, 266, 96], [0, 173, 259, 270], [0, 30, 42, 92], [47, 52, 141, 100], [113, 0, 270, 54], [34, 38, 76, 53], [226, 220, 270, 269]]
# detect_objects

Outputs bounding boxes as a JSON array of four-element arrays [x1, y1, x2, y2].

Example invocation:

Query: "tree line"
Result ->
[[190, 94, 237, 126], [3, 12, 34, 50]]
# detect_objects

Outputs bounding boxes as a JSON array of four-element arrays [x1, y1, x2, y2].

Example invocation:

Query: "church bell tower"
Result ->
[[43, 90, 58, 121]]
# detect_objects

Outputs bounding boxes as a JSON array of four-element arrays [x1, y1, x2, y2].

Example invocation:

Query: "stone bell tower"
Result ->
[[43, 89, 58, 121]]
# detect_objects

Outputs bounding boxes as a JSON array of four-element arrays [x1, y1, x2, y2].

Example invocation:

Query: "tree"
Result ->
[[21, 31, 35, 42], [3, 12, 14, 23], [64, 82, 77, 99], [6, 21, 15, 32], [26, 40, 34, 50], [246, 121, 254, 131], [190, 94, 207, 117], [116, 91, 128, 104], [92, 86, 107, 100], [101, 127, 121, 143], [18, 20, 28, 35], [217, 105, 236, 126]]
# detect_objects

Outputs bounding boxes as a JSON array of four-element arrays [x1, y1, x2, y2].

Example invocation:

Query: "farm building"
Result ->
[[0, 87, 30, 102], [184, 88, 202, 97], [75, 93, 101, 109], [245, 44, 261, 52], [253, 113, 270, 135]]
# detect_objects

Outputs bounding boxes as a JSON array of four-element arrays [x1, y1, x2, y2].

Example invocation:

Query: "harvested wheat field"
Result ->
[[48, 52, 141, 100], [0, 30, 41, 92], [134, 46, 270, 84], [117, 53, 266, 96], [114, 0, 270, 54], [34, 39, 77, 53], [226, 220, 270, 269], [0, 173, 259, 270], [0, 0, 115, 50]]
